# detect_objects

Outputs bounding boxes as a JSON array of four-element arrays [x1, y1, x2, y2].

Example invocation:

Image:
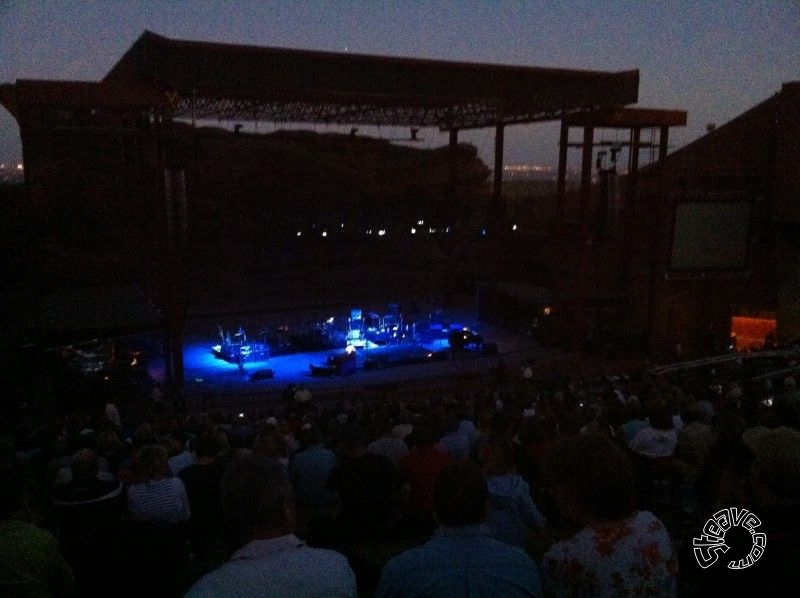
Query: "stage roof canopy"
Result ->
[[0, 30, 639, 131]]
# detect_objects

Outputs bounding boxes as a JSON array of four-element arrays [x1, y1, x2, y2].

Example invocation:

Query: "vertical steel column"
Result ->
[[492, 123, 505, 232], [578, 124, 594, 229], [647, 125, 672, 355], [157, 105, 186, 396], [621, 126, 641, 278], [574, 123, 594, 352], [448, 128, 458, 193], [658, 126, 669, 162], [556, 117, 569, 229], [628, 127, 641, 190]]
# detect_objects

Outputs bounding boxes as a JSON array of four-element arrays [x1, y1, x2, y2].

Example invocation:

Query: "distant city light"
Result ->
[[16, 163, 23, 171], [321, 230, 327, 237], [481, 229, 487, 237], [410, 227, 417, 234], [502, 163, 554, 179], [378, 229, 386, 236], [417, 219, 424, 225], [296, 231, 302, 237], [512, 224, 518, 231], [340, 222, 344, 228]]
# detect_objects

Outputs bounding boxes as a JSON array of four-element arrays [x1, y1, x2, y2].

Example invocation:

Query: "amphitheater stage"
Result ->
[[169, 310, 559, 404]]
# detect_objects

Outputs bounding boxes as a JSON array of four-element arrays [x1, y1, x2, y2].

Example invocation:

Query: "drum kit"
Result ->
[[346, 305, 416, 348]]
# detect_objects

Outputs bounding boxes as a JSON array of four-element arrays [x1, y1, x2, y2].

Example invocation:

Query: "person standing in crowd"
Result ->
[[375, 460, 543, 597], [127, 444, 191, 524], [628, 398, 678, 459], [435, 408, 471, 461], [398, 423, 452, 538], [478, 437, 546, 549], [288, 423, 338, 540], [179, 431, 228, 571], [328, 424, 405, 544], [540, 433, 677, 597], [365, 414, 409, 469], [0, 457, 75, 597], [50, 448, 125, 594], [185, 458, 357, 597]]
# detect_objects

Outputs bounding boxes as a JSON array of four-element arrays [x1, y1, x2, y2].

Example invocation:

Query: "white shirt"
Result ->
[[628, 427, 678, 459]]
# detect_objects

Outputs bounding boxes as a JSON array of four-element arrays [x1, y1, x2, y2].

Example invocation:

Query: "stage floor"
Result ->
[[166, 309, 559, 398]]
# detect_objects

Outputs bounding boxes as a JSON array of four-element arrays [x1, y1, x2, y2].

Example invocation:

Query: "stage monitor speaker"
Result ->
[[249, 368, 274, 380], [481, 342, 498, 357]]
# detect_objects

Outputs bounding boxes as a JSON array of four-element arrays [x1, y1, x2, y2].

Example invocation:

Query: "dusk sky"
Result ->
[[1, 1, 798, 170]]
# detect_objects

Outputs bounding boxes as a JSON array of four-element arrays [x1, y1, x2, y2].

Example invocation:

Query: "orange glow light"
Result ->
[[730, 316, 776, 351]]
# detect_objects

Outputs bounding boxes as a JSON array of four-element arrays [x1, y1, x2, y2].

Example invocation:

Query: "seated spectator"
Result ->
[[478, 437, 546, 549], [104, 401, 122, 430], [251, 424, 290, 469], [179, 431, 228, 570], [288, 423, 338, 540], [95, 428, 131, 476], [127, 444, 191, 524], [124, 444, 194, 594], [629, 398, 677, 459], [185, 458, 357, 597], [620, 395, 649, 445], [435, 409, 471, 461], [50, 448, 126, 582], [680, 425, 800, 593], [0, 457, 75, 597], [375, 460, 543, 597], [328, 425, 405, 544], [366, 414, 409, 469], [390, 414, 414, 442], [398, 423, 451, 538], [782, 376, 800, 404], [694, 410, 751, 512], [580, 390, 627, 441], [540, 433, 677, 597], [52, 432, 112, 486], [51, 448, 124, 509], [168, 436, 195, 478], [675, 400, 713, 482]]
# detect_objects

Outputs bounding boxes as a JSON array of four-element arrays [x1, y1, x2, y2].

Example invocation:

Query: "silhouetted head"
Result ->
[[222, 458, 295, 546], [434, 460, 488, 527]]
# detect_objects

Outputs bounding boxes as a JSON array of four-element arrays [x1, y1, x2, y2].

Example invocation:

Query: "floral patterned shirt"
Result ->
[[541, 510, 677, 597]]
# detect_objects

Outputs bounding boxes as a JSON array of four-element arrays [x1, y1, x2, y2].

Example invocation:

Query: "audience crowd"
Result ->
[[2, 346, 799, 596]]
